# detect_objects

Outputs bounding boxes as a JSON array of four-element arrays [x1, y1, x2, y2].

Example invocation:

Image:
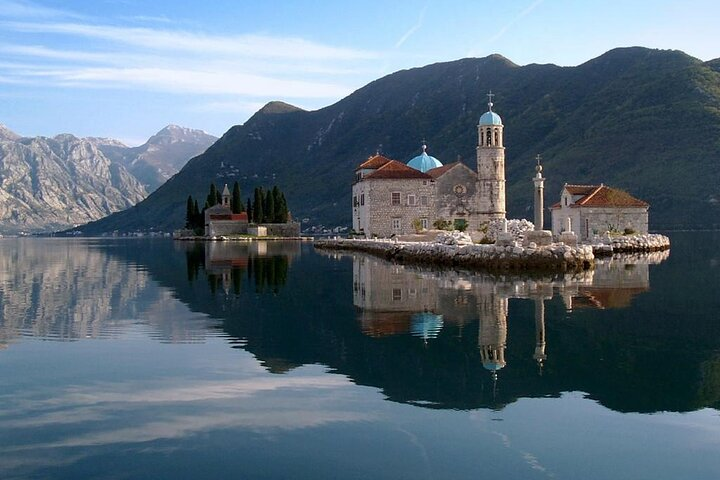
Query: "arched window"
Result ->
[[494, 129, 499, 145], [480, 129, 485, 146], [486, 128, 493, 145]]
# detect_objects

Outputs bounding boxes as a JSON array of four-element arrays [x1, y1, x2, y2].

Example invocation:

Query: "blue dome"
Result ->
[[479, 110, 502, 125], [410, 312, 444, 340], [407, 145, 442, 173]]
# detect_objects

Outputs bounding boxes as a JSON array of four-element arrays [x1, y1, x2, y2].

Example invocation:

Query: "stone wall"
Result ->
[[434, 164, 482, 231], [552, 206, 648, 240], [262, 222, 301, 237], [364, 178, 435, 237], [207, 220, 248, 236]]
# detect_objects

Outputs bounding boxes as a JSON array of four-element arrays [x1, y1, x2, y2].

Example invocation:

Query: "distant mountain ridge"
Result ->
[[75, 47, 720, 234], [96, 125, 217, 192], [0, 125, 217, 234]]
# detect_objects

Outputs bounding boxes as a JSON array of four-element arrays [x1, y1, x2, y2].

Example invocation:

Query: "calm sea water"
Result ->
[[0, 233, 719, 480]]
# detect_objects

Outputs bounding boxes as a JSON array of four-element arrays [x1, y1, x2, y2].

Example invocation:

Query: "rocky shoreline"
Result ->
[[315, 237, 595, 273], [591, 233, 671, 256]]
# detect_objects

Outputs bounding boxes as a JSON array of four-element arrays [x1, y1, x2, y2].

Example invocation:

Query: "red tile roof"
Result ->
[[357, 154, 393, 170], [209, 212, 249, 221], [365, 160, 433, 180], [426, 162, 457, 178], [565, 185, 598, 196], [558, 184, 649, 208]]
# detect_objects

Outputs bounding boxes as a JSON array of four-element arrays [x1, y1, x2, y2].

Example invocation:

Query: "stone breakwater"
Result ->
[[315, 238, 594, 272], [591, 233, 671, 256]]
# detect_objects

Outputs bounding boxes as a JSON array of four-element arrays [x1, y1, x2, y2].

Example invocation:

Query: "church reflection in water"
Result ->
[[351, 249, 668, 383]]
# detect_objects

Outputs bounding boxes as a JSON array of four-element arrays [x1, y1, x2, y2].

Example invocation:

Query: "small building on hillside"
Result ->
[[550, 184, 649, 241]]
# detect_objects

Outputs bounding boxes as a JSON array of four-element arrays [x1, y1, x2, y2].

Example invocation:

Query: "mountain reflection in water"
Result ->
[[1, 235, 719, 416]]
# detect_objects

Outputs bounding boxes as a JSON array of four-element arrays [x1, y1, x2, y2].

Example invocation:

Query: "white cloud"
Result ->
[[0, 17, 379, 104], [0, 0, 84, 19], [3, 21, 377, 61]]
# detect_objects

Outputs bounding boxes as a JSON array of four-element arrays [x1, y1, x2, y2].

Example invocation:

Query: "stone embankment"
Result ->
[[591, 233, 670, 256], [315, 235, 594, 273]]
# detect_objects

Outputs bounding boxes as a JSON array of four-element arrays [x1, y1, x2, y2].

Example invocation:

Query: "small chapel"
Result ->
[[352, 94, 506, 237]]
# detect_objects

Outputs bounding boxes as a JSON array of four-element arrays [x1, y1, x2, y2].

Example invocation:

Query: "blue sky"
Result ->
[[1, 0, 718, 145]]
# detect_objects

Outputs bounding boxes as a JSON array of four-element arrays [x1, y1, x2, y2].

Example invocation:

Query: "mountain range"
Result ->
[[0, 125, 216, 234], [68, 47, 720, 233]]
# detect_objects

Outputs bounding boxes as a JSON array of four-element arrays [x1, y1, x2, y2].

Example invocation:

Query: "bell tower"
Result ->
[[476, 91, 506, 220]]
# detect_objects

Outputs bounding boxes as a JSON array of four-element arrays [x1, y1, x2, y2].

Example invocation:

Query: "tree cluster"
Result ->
[[246, 186, 289, 224], [185, 182, 289, 231]]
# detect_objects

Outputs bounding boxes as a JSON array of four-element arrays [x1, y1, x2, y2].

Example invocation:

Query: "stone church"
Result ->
[[352, 95, 506, 237]]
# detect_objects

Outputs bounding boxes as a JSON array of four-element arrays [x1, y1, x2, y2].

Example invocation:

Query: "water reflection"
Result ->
[[183, 241, 295, 294], [350, 252, 660, 383]]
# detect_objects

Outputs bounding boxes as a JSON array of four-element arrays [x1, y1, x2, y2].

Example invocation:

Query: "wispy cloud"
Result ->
[[0, 13, 380, 104], [0, 0, 84, 19], [395, 3, 429, 48], [488, 0, 545, 44], [3, 21, 377, 61]]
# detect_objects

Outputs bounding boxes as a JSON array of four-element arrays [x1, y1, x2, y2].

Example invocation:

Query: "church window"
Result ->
[[391, 218, 401, 231], [480, 130, 485, 146], [391, 192, 401, 205], [353, 195, 358, 207], [420, 195, 428, 206], [487, 128, 492, 145], [392, 288, 402, 301], [361, 193, 365, 206], [494, 129, 499, 145], [421, 218, 429, 230], [564, 196, 568, 206], [407, 194, 417, 206]]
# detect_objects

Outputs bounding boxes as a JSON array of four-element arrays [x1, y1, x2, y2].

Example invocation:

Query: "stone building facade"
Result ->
[[550, 184, 649, 241], [352, 96, 507, 238]]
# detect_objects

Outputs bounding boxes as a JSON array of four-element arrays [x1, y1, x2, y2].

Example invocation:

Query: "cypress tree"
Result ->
[[193, 199, 200, 229], [185, 195, 193, 228], [265, 189, 275, 223], [216, 188, 222, 206], [271, 186, 281, 222], [246, 197, 253, 223], [207, 183, 218, 207], [232, 181, 243, 213], [279, 193, 289, 223], [253, 187, 264, 225]]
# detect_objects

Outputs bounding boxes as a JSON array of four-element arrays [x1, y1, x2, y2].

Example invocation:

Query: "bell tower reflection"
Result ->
[[534, 299, 547, 374], [477, 283, 508, 381]]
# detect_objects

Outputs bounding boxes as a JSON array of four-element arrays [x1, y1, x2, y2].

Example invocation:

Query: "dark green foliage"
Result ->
[[77, 48, 720, 234], [246, 197, 253, 223], [253, 187, 264, 224], [232, 181, 243, 213], [265, 189, 275, 223], [185, 195, 193, 228], [206, 183, 218, 208]]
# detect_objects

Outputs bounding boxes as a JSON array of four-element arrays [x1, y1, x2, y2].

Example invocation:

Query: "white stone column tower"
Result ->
[[533, 154, 544, 230], [477, 92, 506, 221]]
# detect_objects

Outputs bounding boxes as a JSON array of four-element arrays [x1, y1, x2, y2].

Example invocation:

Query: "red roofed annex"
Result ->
[[551, 184, 649, 240]]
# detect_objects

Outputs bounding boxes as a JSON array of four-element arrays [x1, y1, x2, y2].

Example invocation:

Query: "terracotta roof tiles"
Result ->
[[364, 160, 433, 180], [357, 154, 393, 170], [560, 184, 648, 208]]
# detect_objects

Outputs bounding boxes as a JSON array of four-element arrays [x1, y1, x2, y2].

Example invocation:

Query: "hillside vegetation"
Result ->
[[79, 47, 720, 234]]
